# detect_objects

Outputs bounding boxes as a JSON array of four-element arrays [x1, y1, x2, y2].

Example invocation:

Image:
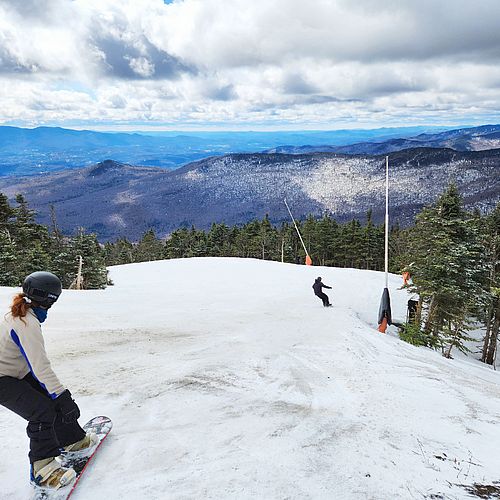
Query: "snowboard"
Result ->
[[32, 416, 113, 500]]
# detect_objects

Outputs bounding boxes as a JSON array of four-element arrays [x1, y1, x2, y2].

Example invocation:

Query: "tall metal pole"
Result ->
[[377, 156, 392, 333], [384, 155, 389, 288]]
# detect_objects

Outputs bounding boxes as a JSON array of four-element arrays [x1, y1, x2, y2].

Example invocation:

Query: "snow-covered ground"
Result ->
[[1, 258, 499, 500]]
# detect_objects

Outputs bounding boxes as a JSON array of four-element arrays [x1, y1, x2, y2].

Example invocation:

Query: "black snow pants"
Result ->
[[0, 373, 85, 463], [315, 292, 331, 307]]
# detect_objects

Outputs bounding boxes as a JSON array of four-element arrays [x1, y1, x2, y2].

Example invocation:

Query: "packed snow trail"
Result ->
[[1, 258, 499, 499]]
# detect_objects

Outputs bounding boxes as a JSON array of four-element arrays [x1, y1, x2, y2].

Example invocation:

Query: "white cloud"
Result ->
[[1, 0, 500, 128]]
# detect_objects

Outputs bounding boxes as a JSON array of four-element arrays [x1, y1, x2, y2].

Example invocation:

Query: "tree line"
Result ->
[[104, 210, 388, 271], [1, 186, 498, 365], [0, 193, 108, 289]]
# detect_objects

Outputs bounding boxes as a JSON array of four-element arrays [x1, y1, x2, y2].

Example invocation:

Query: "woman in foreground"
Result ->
[[0, 271, 96, 490]]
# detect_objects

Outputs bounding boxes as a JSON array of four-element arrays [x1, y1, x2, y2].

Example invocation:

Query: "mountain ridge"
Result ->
[[0, 124, 459, 176], [0, 148, 498, 241], [267, 124, 500, 155]]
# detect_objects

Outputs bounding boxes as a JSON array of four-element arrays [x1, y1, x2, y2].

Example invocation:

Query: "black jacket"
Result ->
[[312, 279, 331, 295]]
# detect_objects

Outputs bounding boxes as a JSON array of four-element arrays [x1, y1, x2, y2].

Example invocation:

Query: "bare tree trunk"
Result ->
[[443, 319, 456, 359], [482, 305, 494, 362], [415, 298, 424, 326], [70, 255, 84, 290], [444, 343, 454, 359], [424, 294, 437, 335], [485, 309, 499, 365], [50, 204, 63, 246]]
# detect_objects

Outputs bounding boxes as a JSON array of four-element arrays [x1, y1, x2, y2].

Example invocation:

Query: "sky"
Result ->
[[1, 0, 500, 131]]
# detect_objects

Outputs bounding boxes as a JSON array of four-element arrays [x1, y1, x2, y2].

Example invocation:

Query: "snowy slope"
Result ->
[[1, 258, 499, 500]]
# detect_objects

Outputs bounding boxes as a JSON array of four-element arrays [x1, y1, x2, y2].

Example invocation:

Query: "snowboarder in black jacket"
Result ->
[[312, 277, 332, 307]]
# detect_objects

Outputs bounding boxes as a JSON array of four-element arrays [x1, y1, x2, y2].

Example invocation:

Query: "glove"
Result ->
[[55, 389, 81, 423]]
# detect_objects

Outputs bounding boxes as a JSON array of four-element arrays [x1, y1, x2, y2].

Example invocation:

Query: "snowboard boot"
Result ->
[[63, 432, 99, 453], [31, 457, 76, 489]]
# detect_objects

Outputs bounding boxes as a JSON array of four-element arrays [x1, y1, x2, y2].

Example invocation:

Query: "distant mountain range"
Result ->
[[0, 125, 450, 176], [266, 124, 500, 154], [0, 148, 498, 241]]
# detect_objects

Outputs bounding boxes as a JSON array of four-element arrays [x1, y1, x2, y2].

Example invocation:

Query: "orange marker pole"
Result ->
[[284, 198, 312, 265], [378, 317, 388, 333]]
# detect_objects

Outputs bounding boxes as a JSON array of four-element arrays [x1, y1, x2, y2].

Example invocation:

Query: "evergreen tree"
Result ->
[[0, 229, 18, 285], [339, 219, 364, 268], [363, 210, 379, 270], [315, 215, 336, 266], [0, 192, 15, 231], [480, 203, 500, 365], [165, 228, 192, 258], [207, 223, 232, 257], [232, 225, 247, 258], [409, 184, 487, 357], [65, 229, 108, 289], [277, 222, 297, 263], [51, 240, 77, 288], [188, 226, 208, 257], [0, 194, 108, 289], [11, 194, 52, 281], [12, 194, 45, 249], [258, 214, 278, 260], [239, 220, 263, 259], [49, 204, 64, 254], [134, 229, 164, 262], [104, 238, 134, 266], [389, 223, 413, 275], [0, 193, 17, 284]]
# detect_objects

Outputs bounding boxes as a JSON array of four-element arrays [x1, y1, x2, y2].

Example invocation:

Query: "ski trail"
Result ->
[[1, 258, 500, 500]]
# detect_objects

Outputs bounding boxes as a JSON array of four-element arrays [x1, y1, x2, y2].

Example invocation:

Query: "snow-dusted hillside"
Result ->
[[1, 258, 499, 499], [1, 148, 499, 241]]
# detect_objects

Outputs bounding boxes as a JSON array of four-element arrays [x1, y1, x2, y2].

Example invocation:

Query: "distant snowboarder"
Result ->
[[312, 277, 332, 307], [0, 272, 98, 490]]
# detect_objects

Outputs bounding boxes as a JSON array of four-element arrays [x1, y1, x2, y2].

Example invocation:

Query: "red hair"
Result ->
[[10, 293, 32, 321]]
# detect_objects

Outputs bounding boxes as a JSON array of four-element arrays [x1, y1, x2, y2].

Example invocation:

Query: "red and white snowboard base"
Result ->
[[32, 416, 112, 500]]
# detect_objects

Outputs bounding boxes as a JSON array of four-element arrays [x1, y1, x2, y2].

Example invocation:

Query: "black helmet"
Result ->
[[23, 271, 62, 308], [316, 277, 322, 281]]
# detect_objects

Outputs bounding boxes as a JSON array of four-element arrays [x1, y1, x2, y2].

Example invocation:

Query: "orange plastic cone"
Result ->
[[305, 255, 312, 266]]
